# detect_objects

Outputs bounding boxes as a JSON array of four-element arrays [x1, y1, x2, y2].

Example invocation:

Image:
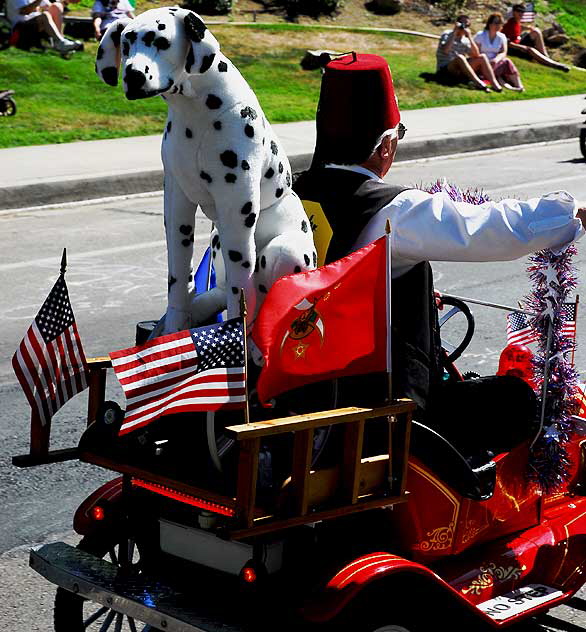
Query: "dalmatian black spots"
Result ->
[[294, 266, 301, 273], [225, 173, 237, 184], [206, 94, 223, 109], [304, 254, 311, 266], [97, 45, 104, 60], [231, 287, 239, 295], [229, 250, 243, 262], [240, 106, 258, 120], [182, 236, 194, 247], [275, 188, 284, 198], [179, 224, 192, 235], [278, 162, 284, 174], [154, 37, 170, 51], [212, 251, 216, 259], [218, 61, 228, 72], [213, 121, 222, 131], [157, 23, 166, 30], [244, 213, 256, 228], [241, 201, 252, 215], [212, 234, 220, 248], [200, 53, 215, 74], [242, 261, 250, 269], [102, 67, 118, 86], [167, 121, 172, 133], [220, 150, 238, 169], [200, 171, 212, 183], [286, 172, 291, 187], [184, 13, 206, 43], [241, 160, 250, 170], [313, 252, 317, 267], [111, 22, 125, 46], [270, 140, 279, 155], [261, 256, 266, 269], [301, 220, 308, 233], [244, 124, 254, 138], [186, 128, 193, 138], [169, 7, 178, 12], [171, 86, 179, 94], [188, 273, 193, 283], [142, 31, 156, 47], [168, 276, 176, 290], [145, 66, 149, 74], [124, 30, 137, 44], [259, 284, 268, 294], [185, 48, 195, 73], [265, 167, 274, 179], [254, 259, 259, 273]]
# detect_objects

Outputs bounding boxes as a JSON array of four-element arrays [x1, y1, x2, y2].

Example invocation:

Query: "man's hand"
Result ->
[[577, 206, 586, 229]]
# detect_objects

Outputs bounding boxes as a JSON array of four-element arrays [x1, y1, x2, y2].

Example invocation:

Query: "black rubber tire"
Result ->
[[54, 534, 160, 632], [4, 98, 16, 116], [580, 128, 586, 160]]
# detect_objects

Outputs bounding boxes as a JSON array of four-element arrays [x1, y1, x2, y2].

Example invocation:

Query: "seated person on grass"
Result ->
[[502, 3, 569, 72], [6, 0, 81, 52], [92, 0, 134, 40], [436, 14, 502, 92]]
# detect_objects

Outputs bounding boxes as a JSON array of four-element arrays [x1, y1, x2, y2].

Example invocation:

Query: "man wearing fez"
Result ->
[[294, 53, 585, 430]]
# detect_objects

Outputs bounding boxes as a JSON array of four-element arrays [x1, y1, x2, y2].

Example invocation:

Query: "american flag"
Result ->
[[506, 301, 578, 346], [560, 302, 577, 340], [111, 318, 246, 436], [12, 274, 88, 426], [506, 310, 538, 346], [520, 3, 536, 23]]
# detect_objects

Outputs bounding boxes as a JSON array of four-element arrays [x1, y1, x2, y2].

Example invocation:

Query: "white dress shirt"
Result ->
[[326, 165, 584, 278]]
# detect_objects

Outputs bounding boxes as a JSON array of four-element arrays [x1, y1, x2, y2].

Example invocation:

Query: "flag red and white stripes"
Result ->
[[110, 318, 246, 436], [506, 301, 578, 347], [12, 275, 88, 426]]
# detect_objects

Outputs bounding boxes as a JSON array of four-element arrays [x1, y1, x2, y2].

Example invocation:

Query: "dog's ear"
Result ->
[[95, 18, 131, 86], [183, 12, 220, 75]]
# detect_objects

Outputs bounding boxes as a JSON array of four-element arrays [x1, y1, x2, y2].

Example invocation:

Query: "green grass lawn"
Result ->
[[1, 25, 585, 148]]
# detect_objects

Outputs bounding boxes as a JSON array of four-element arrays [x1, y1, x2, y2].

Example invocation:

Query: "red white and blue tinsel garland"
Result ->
[[524, 246, 579, 491], [425, 180, 579, 491]]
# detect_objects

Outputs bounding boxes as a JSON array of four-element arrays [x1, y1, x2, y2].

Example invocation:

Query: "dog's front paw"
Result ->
[[190, 287, 227, 326]]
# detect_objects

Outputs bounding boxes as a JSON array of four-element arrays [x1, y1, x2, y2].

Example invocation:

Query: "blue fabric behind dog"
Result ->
[[194, 247, 222, 323]]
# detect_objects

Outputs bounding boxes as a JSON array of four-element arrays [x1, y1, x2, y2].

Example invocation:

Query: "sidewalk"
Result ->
[[0, 94, 583, 211]]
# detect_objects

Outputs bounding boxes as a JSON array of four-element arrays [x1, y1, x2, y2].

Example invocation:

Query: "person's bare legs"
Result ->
[[527, 28, 547, 56], [42, 1, 64, 34], [36, 12, 67, 43], [509, 41, 569, 71], [446, 55, 488, 91], [469, 54, 503, 91]]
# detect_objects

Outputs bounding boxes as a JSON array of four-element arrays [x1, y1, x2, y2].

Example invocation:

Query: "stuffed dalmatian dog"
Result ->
[[95, 7, 316, 334]]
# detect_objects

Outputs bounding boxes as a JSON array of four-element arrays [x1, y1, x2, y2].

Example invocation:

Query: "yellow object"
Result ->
[[301, 200, 333, 267]]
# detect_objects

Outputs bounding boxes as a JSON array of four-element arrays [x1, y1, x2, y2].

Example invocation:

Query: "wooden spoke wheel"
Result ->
[[54, 534, 160, 632]]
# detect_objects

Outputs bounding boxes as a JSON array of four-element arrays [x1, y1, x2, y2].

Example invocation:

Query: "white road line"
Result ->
[[0, 236, 209, 272]]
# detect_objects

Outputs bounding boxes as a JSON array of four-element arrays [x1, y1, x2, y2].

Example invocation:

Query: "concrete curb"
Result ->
[[0, 121, 580, 211]]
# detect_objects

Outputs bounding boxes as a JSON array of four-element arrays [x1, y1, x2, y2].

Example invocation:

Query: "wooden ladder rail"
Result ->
[[226, 400, 415, 533]]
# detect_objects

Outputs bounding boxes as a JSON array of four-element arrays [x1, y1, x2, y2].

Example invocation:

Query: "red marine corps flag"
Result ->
[[251, 237, 389, 404], [12, 250, 88, 426]]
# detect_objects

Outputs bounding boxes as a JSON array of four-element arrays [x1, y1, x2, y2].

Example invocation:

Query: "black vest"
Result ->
[[294, 167, 442, 408]]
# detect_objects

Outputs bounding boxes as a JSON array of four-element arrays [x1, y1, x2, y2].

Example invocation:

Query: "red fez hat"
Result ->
[[313, 53, 401, 166]]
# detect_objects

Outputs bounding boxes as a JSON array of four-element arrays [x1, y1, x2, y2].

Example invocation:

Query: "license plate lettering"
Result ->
[[478, 584, 564, 621]]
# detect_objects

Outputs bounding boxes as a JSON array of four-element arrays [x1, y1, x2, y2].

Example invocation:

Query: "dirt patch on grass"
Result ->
[[215, 26, 430, 56]]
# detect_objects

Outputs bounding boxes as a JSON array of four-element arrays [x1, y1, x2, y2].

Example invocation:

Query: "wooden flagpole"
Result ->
[[385, 220, 393, 402], [240, 289, 251, 425]]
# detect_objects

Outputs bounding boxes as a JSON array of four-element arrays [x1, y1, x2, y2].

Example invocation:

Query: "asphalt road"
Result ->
[[1, 139, 586, 631]]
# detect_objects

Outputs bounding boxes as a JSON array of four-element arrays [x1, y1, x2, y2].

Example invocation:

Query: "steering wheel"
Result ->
[[438, 295, 475, 363]]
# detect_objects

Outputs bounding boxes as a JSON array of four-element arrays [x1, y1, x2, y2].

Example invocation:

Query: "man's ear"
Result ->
[[378, 134, 394, 159], [95, 18, 131, 86], [183, 12, 220, 75]]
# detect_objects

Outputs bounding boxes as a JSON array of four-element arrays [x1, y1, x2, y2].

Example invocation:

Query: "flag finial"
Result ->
[[60, 248, 67, 276]]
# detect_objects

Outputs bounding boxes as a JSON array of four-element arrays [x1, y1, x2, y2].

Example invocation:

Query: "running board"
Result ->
[[30, 542, 246, 632]]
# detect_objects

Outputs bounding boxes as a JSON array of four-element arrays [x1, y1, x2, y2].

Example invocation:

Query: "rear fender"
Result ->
[[73, 477, 124, 536], [302, 553, 494, 626]]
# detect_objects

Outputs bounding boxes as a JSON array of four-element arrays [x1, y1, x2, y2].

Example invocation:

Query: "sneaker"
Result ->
[[54, 38, 78, 53]]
